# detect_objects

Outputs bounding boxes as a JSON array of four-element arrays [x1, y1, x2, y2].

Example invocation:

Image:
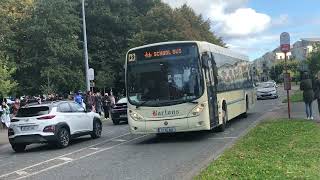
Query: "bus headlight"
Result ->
[[188, 103, 205, 117], [129, 110, 144, 121]]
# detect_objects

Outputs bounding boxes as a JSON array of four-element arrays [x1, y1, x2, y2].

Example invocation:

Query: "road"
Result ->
[[0, 95, 283, 180]]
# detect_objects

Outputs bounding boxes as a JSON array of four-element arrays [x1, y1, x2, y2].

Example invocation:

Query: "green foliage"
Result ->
[[282, 90, 303, 103], [11, 0, 83, 95], [307, 44, 320, 78], [269, 60, 300, 83], [0, 53, 17, 97], [196, 120, 320, 179], [1, 0, 224, 96]]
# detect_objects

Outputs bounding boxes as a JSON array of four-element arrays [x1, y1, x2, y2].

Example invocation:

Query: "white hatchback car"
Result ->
[[8, 101, 102, 152]]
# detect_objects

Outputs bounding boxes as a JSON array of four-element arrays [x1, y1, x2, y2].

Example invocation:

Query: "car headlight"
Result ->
[[129, 110, 144, 121], [188, 103, 205, 117]]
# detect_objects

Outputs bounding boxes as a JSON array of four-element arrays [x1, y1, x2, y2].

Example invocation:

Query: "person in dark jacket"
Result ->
[[95, 92, 103, 116], [103, 93, 110, 119], [300, 72, 315, 119], [314, 71, 320, 117]]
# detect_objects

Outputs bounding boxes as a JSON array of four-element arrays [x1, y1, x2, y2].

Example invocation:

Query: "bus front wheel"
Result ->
[[216, 105, 228, 132]]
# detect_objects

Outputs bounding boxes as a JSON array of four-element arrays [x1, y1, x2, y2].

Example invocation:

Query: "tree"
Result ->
[[307, 44, 320, 78], [0, 53, 17, 97], [11, 0, 83, 95], [269, 60, 300, 83]]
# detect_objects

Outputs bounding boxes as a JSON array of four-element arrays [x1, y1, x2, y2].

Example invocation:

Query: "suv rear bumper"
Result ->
[[9, 135, 57, 144]]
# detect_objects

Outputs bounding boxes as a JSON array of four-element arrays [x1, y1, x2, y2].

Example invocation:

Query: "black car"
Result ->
[[111, 98, 128, 125]]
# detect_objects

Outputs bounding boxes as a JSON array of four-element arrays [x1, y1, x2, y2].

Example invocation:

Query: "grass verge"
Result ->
[[283, 90, 303, 103], [195, 119, 320, 180]]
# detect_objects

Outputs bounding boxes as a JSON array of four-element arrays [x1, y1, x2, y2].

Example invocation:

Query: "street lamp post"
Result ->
[[82, 0, 90, 92]]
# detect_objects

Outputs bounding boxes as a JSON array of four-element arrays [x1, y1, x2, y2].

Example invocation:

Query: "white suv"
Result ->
[[8, 101, 102, 152]]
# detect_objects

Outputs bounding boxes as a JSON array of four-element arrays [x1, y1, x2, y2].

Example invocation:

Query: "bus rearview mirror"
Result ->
[[201, 55, 209, 68]]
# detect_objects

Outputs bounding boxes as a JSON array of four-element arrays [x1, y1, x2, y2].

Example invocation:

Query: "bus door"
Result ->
[[210, 53, 219, 127], [202, 52, 219, 128]]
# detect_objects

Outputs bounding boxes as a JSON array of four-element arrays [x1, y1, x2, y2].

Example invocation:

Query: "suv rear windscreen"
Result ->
[[16, 106, 50, 117]]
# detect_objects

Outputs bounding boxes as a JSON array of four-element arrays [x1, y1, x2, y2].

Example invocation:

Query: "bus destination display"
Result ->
[[144, 48, 182, 58], [127, 43, 197, 62]]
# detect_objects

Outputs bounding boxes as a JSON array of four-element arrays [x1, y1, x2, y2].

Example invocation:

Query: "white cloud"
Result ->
[[162, 0, 271, 38], [218, 8, 271, 38]]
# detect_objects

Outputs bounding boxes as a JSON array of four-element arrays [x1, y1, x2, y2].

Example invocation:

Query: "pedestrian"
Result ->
[[84, 91, 95, 112], [314, 71, 320, 119], [95, 92, 103, 116], [12, 98, 20, 117], [74, 91, 83, 106], [1, 101, 11, 128], [103, 93, 110, 119], [300, 72, 315, 120], [109, 92, 116, 108]]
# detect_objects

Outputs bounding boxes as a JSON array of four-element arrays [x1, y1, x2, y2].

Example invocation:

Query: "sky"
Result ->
[[162, 0, 320, 60]]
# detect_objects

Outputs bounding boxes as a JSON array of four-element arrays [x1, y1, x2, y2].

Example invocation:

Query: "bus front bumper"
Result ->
[[129, 116, 210, 134]]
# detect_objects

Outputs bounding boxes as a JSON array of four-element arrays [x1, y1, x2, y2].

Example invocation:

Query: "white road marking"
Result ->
[[0, 132, 131, 179], [89, 148, 99, 150], [208, 137, 238, 140], [15, 135, 147, 180], [16, 171, 29, 176], [57, 157, 73, 161], [112, 139, 127, 142]]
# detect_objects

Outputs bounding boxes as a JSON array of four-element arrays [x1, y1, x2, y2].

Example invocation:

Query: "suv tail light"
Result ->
[[37, 115, 56, 120]]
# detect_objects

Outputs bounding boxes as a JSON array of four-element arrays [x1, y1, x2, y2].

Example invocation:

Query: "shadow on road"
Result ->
[[19, 136, 93, 153], [137, 114, 251, 145]]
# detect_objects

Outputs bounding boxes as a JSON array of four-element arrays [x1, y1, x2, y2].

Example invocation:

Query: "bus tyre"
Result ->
[[241, 97, 249, 118], [217, 105, 227, 132]]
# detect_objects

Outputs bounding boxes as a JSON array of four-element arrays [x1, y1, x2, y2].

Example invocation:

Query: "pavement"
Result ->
[[0, 128, 8, 148], [0, 87, 318, 180]]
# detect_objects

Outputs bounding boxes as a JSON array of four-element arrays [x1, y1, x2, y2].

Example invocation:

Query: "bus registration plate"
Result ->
[[157, 127, 176, 133]]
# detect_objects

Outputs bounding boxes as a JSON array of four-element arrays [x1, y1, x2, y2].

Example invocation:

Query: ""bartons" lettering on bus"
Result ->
[[152, 110, 180, 117]]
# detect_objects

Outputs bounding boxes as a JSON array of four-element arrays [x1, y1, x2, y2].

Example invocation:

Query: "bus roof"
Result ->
[[127, 41, 249, 62]]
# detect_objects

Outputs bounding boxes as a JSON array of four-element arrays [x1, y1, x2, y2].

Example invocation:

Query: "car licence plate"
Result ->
[[157, 127, 176, 133], [21, 126, 37, 131]]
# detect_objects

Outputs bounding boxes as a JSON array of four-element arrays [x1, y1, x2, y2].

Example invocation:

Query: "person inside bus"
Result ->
[[142, 80, 158, 101]]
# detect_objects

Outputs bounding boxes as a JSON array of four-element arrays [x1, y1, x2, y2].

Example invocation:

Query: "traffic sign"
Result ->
[[88, 68, 94, 81], [280, 32, 290, 53]]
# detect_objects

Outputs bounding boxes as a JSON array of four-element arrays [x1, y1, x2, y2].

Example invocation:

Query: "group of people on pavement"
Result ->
[[300, 71, 320, 120], [74, 91, 116, 119], [1, 98, 20, 129]]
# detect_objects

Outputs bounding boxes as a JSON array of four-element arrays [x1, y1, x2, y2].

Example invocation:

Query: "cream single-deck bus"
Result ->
[[125, 41, 256, 134]]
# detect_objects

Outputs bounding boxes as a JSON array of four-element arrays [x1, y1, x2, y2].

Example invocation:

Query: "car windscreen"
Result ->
[[117, 98, 127, 104], [16, 106, 50, 117], [258, 83, 274, 88]]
